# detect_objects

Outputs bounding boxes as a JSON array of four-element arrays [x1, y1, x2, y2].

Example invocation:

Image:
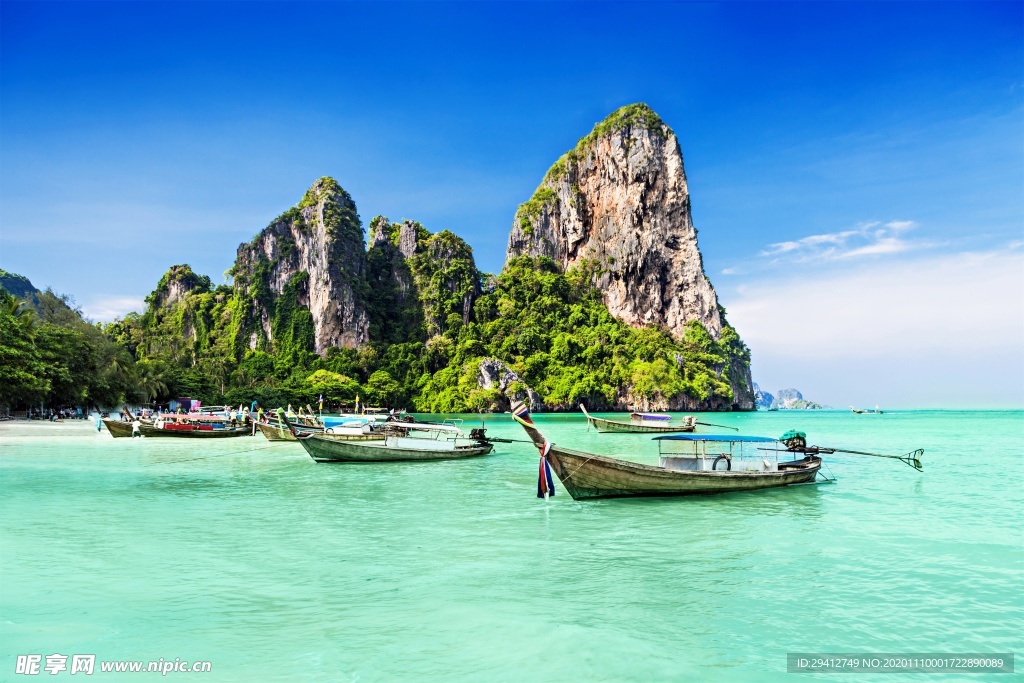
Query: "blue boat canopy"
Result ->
[[652, 434, 778, 443]]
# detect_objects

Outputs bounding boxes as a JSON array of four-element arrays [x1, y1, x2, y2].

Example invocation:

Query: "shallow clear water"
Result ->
[[2, 411, 1022, 681]]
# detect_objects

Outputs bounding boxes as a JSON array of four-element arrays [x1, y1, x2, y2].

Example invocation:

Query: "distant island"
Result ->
[[753, 385, 827, 410], [1, 104, 756, 414]]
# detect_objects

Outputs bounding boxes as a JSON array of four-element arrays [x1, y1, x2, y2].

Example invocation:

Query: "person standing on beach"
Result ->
[[131, 418, 141, 438]]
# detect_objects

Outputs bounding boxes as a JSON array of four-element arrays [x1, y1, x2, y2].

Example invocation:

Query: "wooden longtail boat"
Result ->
[[103, 416, 252, 438], [140, 421, 252, 438], [255, 420, 326, 442], [256, 421, 301, 441], [292, 420, 493, 463], [514, 403, 822, 500], [579, 404, 696, 434], [102, 418, 134, 438]]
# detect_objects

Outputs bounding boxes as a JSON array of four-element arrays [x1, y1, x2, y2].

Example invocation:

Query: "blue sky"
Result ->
[[2, 1, 1022, 407]]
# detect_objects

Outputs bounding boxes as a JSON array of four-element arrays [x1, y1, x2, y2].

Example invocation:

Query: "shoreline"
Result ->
[[0, 419, 101, 438]]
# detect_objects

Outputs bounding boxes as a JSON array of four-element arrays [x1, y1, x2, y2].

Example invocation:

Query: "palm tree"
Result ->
[[109, 350, 134, 381], [134, 361, 168, 403], [2, 290, 37, 338]]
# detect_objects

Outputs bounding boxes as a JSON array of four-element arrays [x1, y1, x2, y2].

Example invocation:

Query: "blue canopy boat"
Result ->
[[513, 401, 923, 500], [514, 416, 820, 500]]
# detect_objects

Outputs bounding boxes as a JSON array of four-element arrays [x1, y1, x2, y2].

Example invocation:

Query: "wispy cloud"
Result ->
[[722, 267, 741, 275], [81, 295, 145, 322], [760, 220, 931, 262]]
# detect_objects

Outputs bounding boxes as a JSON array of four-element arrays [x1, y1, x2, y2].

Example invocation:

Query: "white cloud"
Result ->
[[722, 267, 740, 275], [81, 296, 145, 322], [725, 249, 1024, 407], [729, 248, 1024, 360], [760, 220, 926, 262]]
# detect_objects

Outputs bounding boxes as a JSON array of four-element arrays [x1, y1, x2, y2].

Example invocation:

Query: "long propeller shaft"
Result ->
[[818, 446, 924, 471], [695, 421, 740, 431]]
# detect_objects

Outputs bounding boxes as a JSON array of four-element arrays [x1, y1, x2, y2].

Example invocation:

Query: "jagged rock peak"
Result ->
[[147, 265, 211, 310], [369, 216, 423, 259], [366, 216, 481, 340], [369, 215, 391, 249], [505, 102, 722, 340], [233, 176, 369, 355]]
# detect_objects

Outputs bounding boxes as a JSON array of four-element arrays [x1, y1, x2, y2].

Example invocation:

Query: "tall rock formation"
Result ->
[[365, 216, 481, 343], [365, 216, 427, 343], [232, 177, 370, 355], [507, 103, 721, 340], [115, 116, 756, 412], [753, 383, 775, 411], [506, 103, 753, 409], [146, 265, 212, 310]]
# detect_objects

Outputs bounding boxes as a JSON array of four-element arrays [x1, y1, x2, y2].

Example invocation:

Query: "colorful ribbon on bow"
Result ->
[[512, 401, 555, 500]]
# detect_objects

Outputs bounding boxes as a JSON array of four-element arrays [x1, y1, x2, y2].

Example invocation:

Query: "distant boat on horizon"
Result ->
[[851, 405, 884, 414], [579, 404, 696, 434]]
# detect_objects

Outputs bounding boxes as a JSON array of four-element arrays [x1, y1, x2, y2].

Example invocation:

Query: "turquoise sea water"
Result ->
[[2, 411, 1022, 681]]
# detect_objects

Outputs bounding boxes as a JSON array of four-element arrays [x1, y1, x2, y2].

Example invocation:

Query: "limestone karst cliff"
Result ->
[[506, 104, 754, 410], [232, 177, 370, 355], [507, 103, 721, 340], [108, 105, 756, 412]]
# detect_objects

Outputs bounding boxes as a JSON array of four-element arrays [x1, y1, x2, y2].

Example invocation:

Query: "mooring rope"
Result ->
[[561, 449, 606, 482], [143, 442, 289, 466]]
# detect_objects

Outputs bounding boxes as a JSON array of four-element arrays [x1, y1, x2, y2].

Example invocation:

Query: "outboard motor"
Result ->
[[469, 428, 489, 444], [780, 430, 807, 451]]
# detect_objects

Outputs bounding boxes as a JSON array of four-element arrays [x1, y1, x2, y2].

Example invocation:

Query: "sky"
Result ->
[[1, 1, 1022, 408]]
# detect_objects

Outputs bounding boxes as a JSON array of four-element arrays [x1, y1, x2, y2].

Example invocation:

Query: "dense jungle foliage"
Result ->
[[0, 243, 748, 414], [0, 271, 140, 410]]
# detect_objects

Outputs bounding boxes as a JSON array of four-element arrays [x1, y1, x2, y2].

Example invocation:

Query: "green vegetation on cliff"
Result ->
[[413, 256, 747, 412], [517, 103, 672, 228], [89, 213, 747, 413], [0, 170, 751, 413], [541, 103, 669, 187]]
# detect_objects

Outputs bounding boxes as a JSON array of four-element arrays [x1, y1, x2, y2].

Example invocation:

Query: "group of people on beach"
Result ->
[[23, 407, 85, 422]]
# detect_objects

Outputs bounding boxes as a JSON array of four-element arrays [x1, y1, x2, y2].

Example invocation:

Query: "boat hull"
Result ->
[[587, 415, 696, 434], [297, 433, 492, 463], [546, 446, 820, 499], [256, 421, 299, 441], [102, 419, 134, 438], [254, 421, 325, 441], [580, 405, 696, 433], [140, 424, 252, 438]]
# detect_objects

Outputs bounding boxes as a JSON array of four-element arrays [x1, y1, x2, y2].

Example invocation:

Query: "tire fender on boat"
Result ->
[[712, 455, 731, 471]]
